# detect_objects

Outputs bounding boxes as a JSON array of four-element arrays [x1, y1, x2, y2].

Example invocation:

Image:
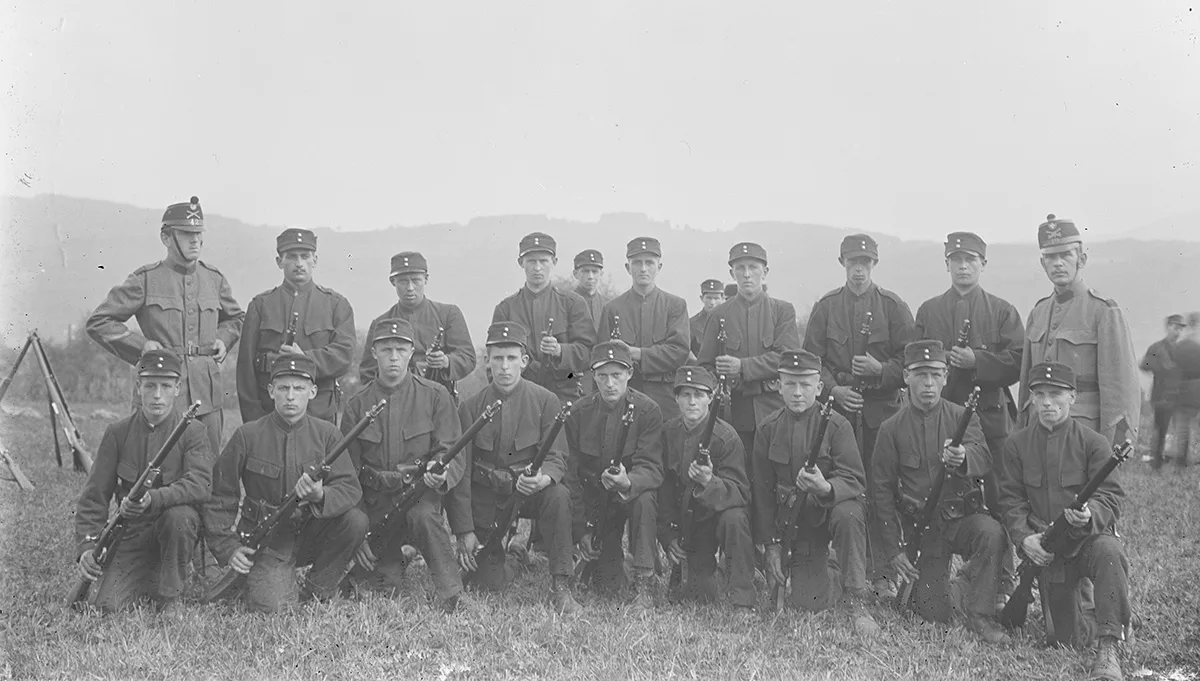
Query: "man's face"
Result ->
[[593, 363, 632, 404], [675, 386, 712, 424], [700, 292, 724, 312], [161, 229, 203, 263], [1033, 385, 1076, 427], [840, 256, 876, 288], [625, 255, 662, 288], [138, 376, 180, 422], [391, 273, 428, 308], [779, 373, 822, 414], [904, 366, 947, 410], [487, 344, 528, 390], [277, 249, 317, 286], [574, 265, 602, 294], [519, 252, 556, 287], [372, 338, 414, 382], [1039, 247, 1086, 287], [729, 259, 767, 296], [1167, 323, 1185, 343], [270, 375, 316, 419], [946, 252, 984, 289]]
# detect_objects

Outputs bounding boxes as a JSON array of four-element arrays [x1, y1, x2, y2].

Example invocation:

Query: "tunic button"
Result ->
[[188, 325, 196, 332], [188, 308, 195, 315]]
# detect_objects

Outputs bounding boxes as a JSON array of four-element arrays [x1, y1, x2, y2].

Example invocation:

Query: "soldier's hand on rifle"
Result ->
[[456, 532, 480, 572], [229, 546, 257, 574], [423, 468, 448, 492], [515, 471, 551, 496], [279, 342, 303, 356], [715, 355, 742, 377], [687, 459, 713, 486], [795, 466, 833, 497], [119, 493, 153, 518], [141, 340, 164, 354], [294, 471, 325, 504], [1022, 533, 1054, 567], [78, 550, 103, 582], [540, 335, 561, 357], [831, 385, 864, 412], [852, 353, 882, 376], [212, 338, 228, 363], [665, 538, 686, 564], [948, 346, 976, 369], [354, 540, 379, 571], [425, 350, 449, 369], [889, 552, 919, 583], [764, 544, 785, 588], [941, 439, 966, 468], [600, 463, 632, 494], [576, 534, 601, 562], [1063, 504, 1092, 528]]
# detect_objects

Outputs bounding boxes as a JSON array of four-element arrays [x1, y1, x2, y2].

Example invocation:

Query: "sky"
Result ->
[[3, 2, 1199, 243]]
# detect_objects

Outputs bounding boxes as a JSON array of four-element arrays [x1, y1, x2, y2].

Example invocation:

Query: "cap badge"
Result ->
[[1046, 226, 1062, 239], [534, 237, 540, 245], [742, 245, 748, 252], [861, 240, 867, 248]]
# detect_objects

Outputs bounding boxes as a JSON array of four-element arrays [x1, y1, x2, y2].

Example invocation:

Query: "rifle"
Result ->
[[365, 400, 503, 552], [477, 401, 571, 560], [770, 395, 837, 610], [537, 318, 556, 388], [202, 400, 387, 602], [895, 387, 980, 614], [944, 320, 973, 404], [422, 326, 458, 401], [850, 312, 873, 449], [283, 311, 300, 347], [667, 386, 724, 592], [999, 419, 1133, 629], [715, 318, 733, 423], [574, 401, 637, 581], [67, 401, 202, 609]]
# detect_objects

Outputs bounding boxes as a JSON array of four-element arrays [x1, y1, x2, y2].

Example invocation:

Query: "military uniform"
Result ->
[[998, 362, 1131, 650], [493, 233, 597, 403], [657, 366, 755, 608], [597, 237, 691, 420], [1140, 316, 1184, 468], [87, 197, 243, 454], [753, 350, 869, 611], [689, 279, 725, 358], [1173, 327, 1200, 466], [572, 249, 610, 333], [1019, 215, 1140, 445], [204, 355, 366, 613], [238, 229, 356, 424], [357, 253, 476, 397], [74, 350, 213, 612], [565, 342, 664, 593], [872, 341, 1006, 628]]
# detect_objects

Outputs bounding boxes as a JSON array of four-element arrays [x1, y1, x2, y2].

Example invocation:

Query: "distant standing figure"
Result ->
[[1171, 312, 1200, 468], [689, 279, 726, 358], [572, 249, 610, 333], [1140, 314, 1186, 469]]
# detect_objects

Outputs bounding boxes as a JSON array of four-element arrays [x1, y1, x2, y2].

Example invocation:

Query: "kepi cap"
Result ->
[[840, 234, 879, 261], [486, 321, 529, 349], [626, 237, 662, 259], [162, 196, 204, 232], [137, 349, 182, 378], [673, 365, 716, 393], [370, 318, 415, 345], [270, 353, 317, 382], [1038, 214, 1083, 254], [700, 279, 723, 295], [904, 340, 947, 369], [778, 349, 821, 376], [728, 242, 768, 266], [277, 228, 317, 253], [1028, 361, 1076, 390], [590, 341, 633, 371], [723, 283, 738, 298], [944, 231, 986, 258], [574, 249, 604, 270], [389, 252, 428, 278], [1167, 314, 1185, 327], [519, 232, 556, 258]]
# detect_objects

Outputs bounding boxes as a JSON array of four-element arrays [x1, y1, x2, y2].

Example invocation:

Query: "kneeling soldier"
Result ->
[[451, 322, 582, 614], [204, 354, 366, 613], [872, 340, 1009, 643], [998, 362, 1132, 681], [343, 319, 466, 611], [75, 349, 213, 613], [753, 350, 880, 636], [657, 366, 755, 610], [567, 341, 664, 609]]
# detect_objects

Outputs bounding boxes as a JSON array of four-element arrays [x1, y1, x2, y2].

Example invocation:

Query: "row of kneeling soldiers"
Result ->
[[75, 196, 1140, 681]]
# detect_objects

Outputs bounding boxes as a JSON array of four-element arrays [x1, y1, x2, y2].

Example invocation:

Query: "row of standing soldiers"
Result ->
[[76, 197, 1142, 681]]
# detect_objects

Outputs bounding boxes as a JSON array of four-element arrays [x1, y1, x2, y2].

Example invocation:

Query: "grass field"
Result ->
[[1, 403, 1198, 680]]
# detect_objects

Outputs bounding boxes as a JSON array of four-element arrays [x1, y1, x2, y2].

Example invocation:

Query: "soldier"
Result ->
[[204, 354, 366, 613], [572, 249, 610, 332], [1140, 314, 1185, 469], [1172, 312, 1200, 467], [451, 322, 582, 614], [358, 252, 475, 400], [872, 340, 1009, 643], [597, 237, 691, 420], [567, 341, 664, 608], [1019, 215, 1140, 446], [723, 283, 738, 302], [689, 279, 725, 358], [74, 349, 213, 614], [343, 319, 467, 612], [695, 242, 801, 482], [87, 196, 243, 454], [493, 232, 597, 404], [237, 228, 356, 424], [753, 350, 879, 636], [998, 362, 1132, 681], [657, 366, 754, 612]]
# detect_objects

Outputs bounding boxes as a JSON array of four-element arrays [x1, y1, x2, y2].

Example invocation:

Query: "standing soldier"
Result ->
[[803, 233, 914, 594], [493, 233, 597, 404], [238, 228, 356, 424], [597, 237, 691, 420], [695, 242, 801, 481], [723, 283, 738, 302], [342, 319, 467, 611], [1172, 312, 1200, 467], [1139, 314, 1185, 469], [87, 196, 243, 455], [566, 341, 664, 608], [689, 279, 726, 358], [451, 322, 582, 614], [358, 252, 475, 400], [572, 249, 610, 333], [74, 350, 213, 614], [1019, 215, 1140, 446]]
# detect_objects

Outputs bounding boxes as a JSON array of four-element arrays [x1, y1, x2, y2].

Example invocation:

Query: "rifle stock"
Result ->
[[422, 326, 458, 400], [283, 311, 299, 347], [945, 320, 973, 404]]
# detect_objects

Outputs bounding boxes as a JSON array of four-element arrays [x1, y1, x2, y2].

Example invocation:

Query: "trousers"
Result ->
[[585, 490, 657, 592], [243, 509, 366, 613], [906, 513, 1005, 622], [785, 497, 869, 611], [674, 506, 756, 608], [1041, 534, 1131, 648], [350, 496, 461, 599], [91, 505, 199, 612]]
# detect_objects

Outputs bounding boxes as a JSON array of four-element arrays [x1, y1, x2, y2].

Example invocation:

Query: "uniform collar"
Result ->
[[281, 278, 316, 295], [522, 283, 553, 300], [165, 258, 198, 275], [1054, 279, 1087, 304], [374, 372, 411, 395], [574, 286, 597, 300], [846, 282, 878, 300], [1037, 415, 1073, 434], [138, 408, 177, 431], [270, 411, 307, 432], [598, 392, 629, 413], [783, 403, 817, 421]]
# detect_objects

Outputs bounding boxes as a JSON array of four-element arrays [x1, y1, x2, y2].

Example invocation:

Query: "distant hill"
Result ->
[[2, 195, 1196, 360]]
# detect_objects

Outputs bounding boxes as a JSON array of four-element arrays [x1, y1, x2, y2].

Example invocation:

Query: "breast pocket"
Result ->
[[1060, 465, 1087, 495], [198, 296, 220, 342], [355, 421, 384, 469], [245, 456, 283, 482], [1021, 455, 1044, 489], [1054, 328, 1098, 374], [304, 315, 336, 348], [403, 419, 435, 461], [145, 295, 183, 336]]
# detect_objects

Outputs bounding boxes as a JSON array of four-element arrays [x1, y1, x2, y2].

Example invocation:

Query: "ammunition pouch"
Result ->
[[115, 469, 163, 505], [240, 497, 306, 536], [472, 461, 516, 497], [360, 464, 423, 494], [939, 484, 987, 522], [254, 350, 274, 374], [898, 491, 923, 519]]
